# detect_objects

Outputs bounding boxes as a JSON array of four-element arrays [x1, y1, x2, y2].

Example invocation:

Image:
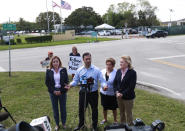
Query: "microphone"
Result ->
[[0, 112, 9, 122]]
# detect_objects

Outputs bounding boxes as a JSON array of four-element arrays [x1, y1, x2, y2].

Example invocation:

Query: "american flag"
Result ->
[[61, 0, 71, 10], [52, 1, 60, 8]]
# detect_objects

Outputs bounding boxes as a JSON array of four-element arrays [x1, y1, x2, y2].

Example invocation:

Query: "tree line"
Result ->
[[1, 0, 160, 31]]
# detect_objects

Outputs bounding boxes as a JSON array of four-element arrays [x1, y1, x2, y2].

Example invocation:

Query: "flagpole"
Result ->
[[46, 0, 50, 33], [60, 6, 63, 33], [52, 1, 55, 28]]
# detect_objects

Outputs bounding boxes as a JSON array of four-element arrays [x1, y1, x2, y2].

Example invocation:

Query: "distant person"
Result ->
[[125, 29, 129, 39], [113, 56, 137, 126], [40, 51, 54, 68], [100, 58, 118, 125], [69, 46, 80, 56], [45, 56, 69, 131], [69, 46, 81, 78]]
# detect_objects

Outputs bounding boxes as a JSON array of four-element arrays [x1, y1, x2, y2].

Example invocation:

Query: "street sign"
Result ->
[[91, 31, 97, 37], [91, 31, 98, 42], [2, 24, 16, 31]]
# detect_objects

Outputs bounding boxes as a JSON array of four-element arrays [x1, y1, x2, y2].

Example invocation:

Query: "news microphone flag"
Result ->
[[30, 116, 51, 131], [61, 0, 71, 10]]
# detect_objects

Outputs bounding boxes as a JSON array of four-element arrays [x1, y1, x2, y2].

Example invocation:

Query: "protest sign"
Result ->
[[68, 56, 82, 74]]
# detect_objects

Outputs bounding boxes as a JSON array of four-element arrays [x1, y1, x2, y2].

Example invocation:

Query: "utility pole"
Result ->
[[8, 18, 11, 77], [169, 9, 174, 27], [46, 0, 50, 33]]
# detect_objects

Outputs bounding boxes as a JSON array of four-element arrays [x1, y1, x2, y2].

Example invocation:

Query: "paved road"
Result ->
[[0, 36, 185, 100]]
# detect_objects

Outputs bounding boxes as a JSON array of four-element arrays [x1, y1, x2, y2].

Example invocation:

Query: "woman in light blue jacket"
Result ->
[[100, 58, 118, 124]]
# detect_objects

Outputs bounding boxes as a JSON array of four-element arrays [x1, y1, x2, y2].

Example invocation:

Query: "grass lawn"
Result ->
[[0, 36, 118, 51], [0, 72, 185, 131]]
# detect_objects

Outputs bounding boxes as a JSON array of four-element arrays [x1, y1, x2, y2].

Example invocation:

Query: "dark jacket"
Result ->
[[45, 68, 69, 94], [113, 69, 137, 100], [69, 52, 80, 56]]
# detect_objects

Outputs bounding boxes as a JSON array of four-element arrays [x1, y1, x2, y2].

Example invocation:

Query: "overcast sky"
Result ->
[[0, 0, 184, 23]]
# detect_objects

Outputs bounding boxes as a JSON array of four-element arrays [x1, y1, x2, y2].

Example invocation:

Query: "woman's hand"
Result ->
[[103, 86, 108, 91], [54, 91, 61, 96], [64, 84, 71, 90], [116, 92, 123, 98]]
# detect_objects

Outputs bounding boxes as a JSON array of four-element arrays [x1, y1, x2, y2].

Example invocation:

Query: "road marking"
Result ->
[[174, 43, 185, 45], [149, 54, 185, 60], [152, 59, 185, 70], [137, 81, 181, 96], [0, 67, 6, 72]]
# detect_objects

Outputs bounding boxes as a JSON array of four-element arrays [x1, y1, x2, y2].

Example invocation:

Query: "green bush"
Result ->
[[10, 39, 16, 45], [0, 40, 6, 45], [25, 35, 52, 43], [0, 39, 16, 45], [16, 38, 22, 44]]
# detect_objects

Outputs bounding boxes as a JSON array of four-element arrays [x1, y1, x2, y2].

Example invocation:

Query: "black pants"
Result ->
[[78, 90, 98, 128]]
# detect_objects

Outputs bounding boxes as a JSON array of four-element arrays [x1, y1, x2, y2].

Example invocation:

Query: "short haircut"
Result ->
[[82, 52, 91, 59], [106, 58, 116, 67]]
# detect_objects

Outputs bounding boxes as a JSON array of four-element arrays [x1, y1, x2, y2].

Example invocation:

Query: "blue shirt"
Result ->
[[70, 65, 107, 92]]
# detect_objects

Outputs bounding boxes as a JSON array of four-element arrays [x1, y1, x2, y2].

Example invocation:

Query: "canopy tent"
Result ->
[[95, 23, 115, 30]]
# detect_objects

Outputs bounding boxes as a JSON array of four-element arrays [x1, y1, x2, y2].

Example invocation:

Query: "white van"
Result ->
[[3, 35, 14, 44]]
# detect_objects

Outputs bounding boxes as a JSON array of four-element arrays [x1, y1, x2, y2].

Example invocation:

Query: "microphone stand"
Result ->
[[81, 84, 92, 129], [1, 106, 16, 124]]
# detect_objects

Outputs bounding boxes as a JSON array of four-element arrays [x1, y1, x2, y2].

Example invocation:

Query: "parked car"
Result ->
[[76, 30, 94, 35], [114, 29, 122, 35], [129, 28, 138, 34], [108, 30, 115, 35], [2, 35, 15, 44], [98, 30, 111, 36], [146, 30, 168, 38], [41, 30, 45, 33], [86, 30, 95, 35]]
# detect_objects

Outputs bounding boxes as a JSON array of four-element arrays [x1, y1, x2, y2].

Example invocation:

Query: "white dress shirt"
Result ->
[[52, 68, 62, 88]]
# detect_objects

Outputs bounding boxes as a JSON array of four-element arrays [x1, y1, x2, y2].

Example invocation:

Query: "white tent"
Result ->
[[95, 23, 115, 30]]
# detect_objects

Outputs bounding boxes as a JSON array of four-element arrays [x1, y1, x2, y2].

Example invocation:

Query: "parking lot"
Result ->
[[0, 35, 185, 100]]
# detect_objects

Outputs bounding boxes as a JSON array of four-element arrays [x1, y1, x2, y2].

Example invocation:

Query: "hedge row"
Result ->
[[25, 35, 52, 43], [16, 38, 22, 44]]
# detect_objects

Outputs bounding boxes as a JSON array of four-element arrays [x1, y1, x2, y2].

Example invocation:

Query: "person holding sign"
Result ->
[[40, 51, 54, 68], [69, 46, 80, 56], [69, 46, 81, 78], [45, 56, 69, 131]]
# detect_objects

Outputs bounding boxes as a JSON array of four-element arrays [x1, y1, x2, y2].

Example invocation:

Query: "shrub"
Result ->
[[0, 40, 6, 45], [16, 38, 22, 44], [10, 39, 16, 45], [0, 39, 16, 45], [25, 35, 52, 43]]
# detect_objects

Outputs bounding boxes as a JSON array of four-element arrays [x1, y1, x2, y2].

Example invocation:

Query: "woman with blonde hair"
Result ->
[[113, 56, 137, 125], [45, 56, 69, 130]]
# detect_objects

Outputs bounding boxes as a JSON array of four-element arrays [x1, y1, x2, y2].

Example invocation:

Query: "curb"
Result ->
[[136, 81, 183, 101], [136, 81, 160, 92]]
